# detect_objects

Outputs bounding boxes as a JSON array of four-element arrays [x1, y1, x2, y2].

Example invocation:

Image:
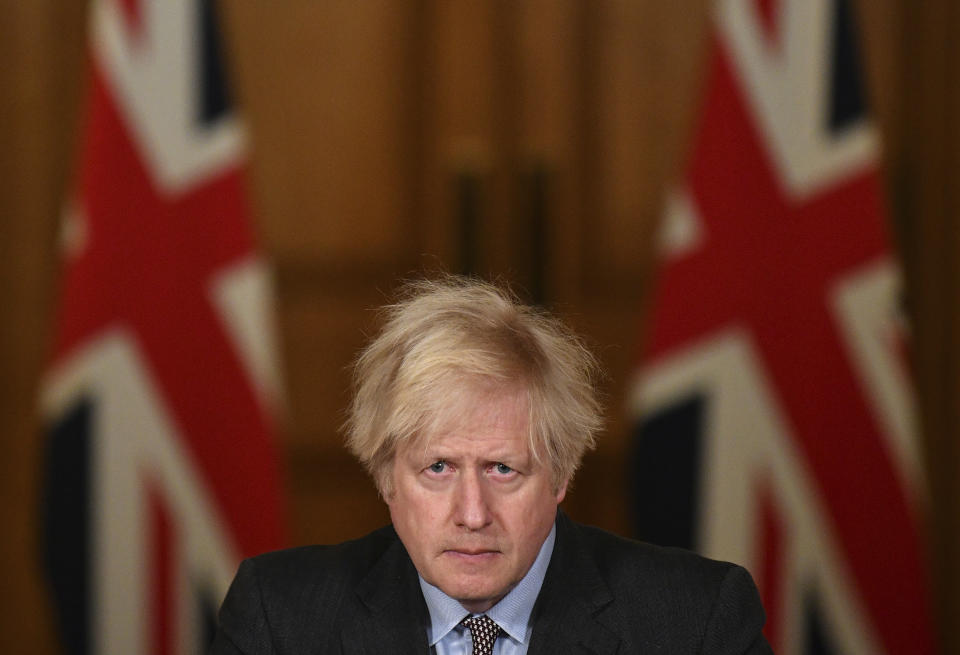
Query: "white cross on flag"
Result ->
[[630, 1, 937, 653], [40, 1, 286, 653]]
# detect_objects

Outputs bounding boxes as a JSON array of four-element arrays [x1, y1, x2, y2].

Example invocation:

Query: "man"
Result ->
[[211, 276, 771, 654]]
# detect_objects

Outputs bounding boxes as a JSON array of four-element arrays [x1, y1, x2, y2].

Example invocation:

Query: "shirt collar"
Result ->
[[418, 521, 557, 646]]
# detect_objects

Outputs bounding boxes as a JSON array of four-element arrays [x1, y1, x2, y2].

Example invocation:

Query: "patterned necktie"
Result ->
[[460, 615, 502, 655]]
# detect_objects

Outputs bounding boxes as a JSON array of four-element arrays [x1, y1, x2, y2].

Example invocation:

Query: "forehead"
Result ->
[[406, 384, 531, 456]]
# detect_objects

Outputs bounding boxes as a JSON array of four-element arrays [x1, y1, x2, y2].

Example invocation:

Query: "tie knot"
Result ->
[[460, 614, 502, 655]]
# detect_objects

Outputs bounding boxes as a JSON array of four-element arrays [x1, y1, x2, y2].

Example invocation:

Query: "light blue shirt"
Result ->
[[418, 524, 556, 655]]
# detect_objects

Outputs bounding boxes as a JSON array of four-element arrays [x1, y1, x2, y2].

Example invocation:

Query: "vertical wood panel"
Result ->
[[0, 1, 88, 653], [515, 0, 582, 302], [589, 0, 710, 287], [420, 0, 502, 273], [853, 0, 903, 156], [896, 2, 960, 651], [222, 0, 417, 266]]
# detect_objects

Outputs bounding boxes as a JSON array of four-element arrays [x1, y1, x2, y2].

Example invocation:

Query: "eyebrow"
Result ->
[[417, 451, 531, 467]]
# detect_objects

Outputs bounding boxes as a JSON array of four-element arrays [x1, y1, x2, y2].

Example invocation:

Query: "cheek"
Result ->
[[389, 486, 445, 531], [388, 498, 422, 551], [512, 487, 560, 533]]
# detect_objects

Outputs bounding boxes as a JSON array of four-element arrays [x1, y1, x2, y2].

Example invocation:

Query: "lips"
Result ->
[[444, 548, 501, 562]]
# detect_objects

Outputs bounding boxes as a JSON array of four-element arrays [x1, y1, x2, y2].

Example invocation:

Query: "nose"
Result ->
[[454, 470, 492, 531]]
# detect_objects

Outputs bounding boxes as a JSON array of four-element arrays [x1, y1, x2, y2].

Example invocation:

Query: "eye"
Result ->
[[494, 463, 513, 475], [427, 460, 447, 474]]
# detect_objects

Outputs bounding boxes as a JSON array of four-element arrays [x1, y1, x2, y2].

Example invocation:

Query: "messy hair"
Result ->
[[343, 275, 603, 496]]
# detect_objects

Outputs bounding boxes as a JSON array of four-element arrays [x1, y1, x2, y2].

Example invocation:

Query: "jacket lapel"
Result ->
[[339, 513, 624, 655], [341, 536, 432, 655], [527, 512, 622, 655]]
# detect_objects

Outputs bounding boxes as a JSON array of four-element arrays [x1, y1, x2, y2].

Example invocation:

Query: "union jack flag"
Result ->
[[40, 1, 285, 653], [630, 1, 937, 653]]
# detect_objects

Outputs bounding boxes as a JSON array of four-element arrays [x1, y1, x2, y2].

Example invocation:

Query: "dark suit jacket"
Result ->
[[210, 512, 772, 654]]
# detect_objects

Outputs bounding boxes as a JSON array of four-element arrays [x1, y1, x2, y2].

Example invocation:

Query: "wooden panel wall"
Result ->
[[896, 3, 960, 650], [1, 1, 958, 653], [0, 2, 88, 652]]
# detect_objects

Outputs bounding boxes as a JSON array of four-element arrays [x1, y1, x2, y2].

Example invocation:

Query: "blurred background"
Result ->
[[1, 0, 958, 653]]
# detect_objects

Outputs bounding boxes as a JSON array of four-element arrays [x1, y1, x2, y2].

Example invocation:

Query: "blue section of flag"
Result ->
[[630, 394, 706, 550], [41, 398, 94, 655], [198, 0, 233, 126], [804, 587, 838, 655], [828, 0, 866, 132], [198, 579, 220, 650]]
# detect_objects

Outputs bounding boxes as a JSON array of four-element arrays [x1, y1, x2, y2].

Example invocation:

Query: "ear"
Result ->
[[379, 476, 395, 504], [377, 464, 395, 503], [554, 478, 569, 504]]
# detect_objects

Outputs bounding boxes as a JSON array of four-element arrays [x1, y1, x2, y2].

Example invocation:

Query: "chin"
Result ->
[[444, 576, 513, 608], [450, 589, 502, 613]]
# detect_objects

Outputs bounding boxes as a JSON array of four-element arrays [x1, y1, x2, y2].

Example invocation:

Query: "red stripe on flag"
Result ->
[[754, 0, 781, 47], [118, 0, 143, 39], [150, 485, 174, 655], [758, 480, 784, 651]]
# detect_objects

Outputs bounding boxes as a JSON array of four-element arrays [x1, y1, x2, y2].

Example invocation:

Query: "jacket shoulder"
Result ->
[[248, 523, 399, 592], [558, 520, 770, 653], [211, 525, 403, 654], [573, 522, 736, 591]]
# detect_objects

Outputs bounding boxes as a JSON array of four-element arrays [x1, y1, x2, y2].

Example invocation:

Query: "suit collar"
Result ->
[[527, 511, 622, 655], [342, 530, 431, 655], [340, 513, 624, 655]]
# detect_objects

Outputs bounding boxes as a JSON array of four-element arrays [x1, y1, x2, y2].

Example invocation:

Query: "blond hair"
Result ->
[[344, 275, 603, 496]]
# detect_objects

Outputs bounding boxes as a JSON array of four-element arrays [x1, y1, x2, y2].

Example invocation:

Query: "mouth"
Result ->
[[443, 548, 500, 561]]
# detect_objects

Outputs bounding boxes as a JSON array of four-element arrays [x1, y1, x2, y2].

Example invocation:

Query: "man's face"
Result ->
[[386, 388, 566, 613]]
